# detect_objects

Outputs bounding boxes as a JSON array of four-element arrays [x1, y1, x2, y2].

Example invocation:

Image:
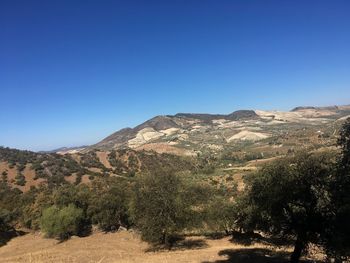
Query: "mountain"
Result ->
[[93, 110, 260, 153], [1, 104, 350, 192], [92, 105, 350, 155]]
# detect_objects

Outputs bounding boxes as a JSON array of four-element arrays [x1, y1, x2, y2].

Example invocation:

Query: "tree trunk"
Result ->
[[161, 231, 166, 245], [290, 233, 306, 263], [334, 256, 343, 263]]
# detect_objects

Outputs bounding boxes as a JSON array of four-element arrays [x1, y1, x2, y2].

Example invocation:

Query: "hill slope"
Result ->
[[1, 104, 349, 192], [92, 105, 350, 156]]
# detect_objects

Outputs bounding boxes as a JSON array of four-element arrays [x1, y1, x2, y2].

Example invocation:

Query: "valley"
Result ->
[[1, 105, 349, 192], [1, 104, 350, 263]]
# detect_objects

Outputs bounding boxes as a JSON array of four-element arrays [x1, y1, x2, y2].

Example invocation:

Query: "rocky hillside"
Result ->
[[92, 105, 350, 156]]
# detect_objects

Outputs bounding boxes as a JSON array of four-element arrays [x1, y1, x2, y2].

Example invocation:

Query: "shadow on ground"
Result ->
[[202, 248, 323, 263], [230, 231, 293, 247], [0, 229, 27, 247], [146, 237, 209, 252], [203, 248, 290, 263], [204, 232, 228, 240]]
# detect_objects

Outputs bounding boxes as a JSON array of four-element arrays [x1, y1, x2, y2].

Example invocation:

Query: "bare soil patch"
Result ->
[[96, 151, 112, 169]]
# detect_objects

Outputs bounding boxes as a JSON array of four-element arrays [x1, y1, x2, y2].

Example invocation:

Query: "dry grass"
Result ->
[[0, 231, 324, 263]]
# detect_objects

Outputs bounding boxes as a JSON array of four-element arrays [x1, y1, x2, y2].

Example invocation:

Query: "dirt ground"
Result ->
[[0, 231, 324, 263]]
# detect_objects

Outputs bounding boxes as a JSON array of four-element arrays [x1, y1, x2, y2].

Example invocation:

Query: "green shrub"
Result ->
[[15, 173, 26, 186], [40, 204, 84, 240]]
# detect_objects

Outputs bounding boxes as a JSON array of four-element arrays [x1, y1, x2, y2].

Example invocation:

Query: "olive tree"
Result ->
[[130, 170, 192, 247], [239, 152, 334, 263], [325, 118, 350, 261], [88, 178, 130, 231]]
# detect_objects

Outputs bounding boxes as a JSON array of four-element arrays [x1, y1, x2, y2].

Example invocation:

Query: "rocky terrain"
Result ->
[[92, 105, 350, 156]]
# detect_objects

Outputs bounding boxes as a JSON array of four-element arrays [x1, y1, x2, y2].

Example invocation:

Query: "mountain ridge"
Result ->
[[89, 104, 350, 154]]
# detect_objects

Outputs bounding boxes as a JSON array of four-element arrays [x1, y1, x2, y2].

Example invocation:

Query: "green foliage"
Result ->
[[338, 117, 350, 168], [237, 152, 335, 262], [52, 184, 90, 210], [130, 170, 192, 246], [17, 163, 26, 172], [325, 118, 350, 261], [0, 147, 87, 187], [20, 186, 53, 230], [40, 204, 84, 240], [15, 172, 26, 186], [206, 195, 236, 234], [127, 154, 138, 170], [197, 164, 215, 175], [138, 151, 195, 175], [0, 208, 13, 233], [88, 179, 130, 231], [0, 182, 22, 228], [0, 147, 37, 166], [1, 171, 7, 182], [80, 151, 104, 169]]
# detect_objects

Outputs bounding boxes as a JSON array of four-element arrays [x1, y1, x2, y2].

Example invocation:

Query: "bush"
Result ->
[[15, 173, 26, 186], [40, 204, 84, 240]]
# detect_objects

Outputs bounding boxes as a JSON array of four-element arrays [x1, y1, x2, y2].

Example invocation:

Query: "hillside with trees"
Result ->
[[1, 119, 350, 262]]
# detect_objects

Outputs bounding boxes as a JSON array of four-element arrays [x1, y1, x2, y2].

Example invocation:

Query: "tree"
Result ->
[[88, 178, 130, 231], [325, 118, 350, 261], [338, 118, 350, 168], [0, 208, 12, 233], [40, 204, 84, 240], [130, 170, 192, 247], [0, 182, 21, 234], [238, 152, 334, 263], [20, 185, 53, 230], [206, 195, 236, 235], [15, 172, 26, 186]]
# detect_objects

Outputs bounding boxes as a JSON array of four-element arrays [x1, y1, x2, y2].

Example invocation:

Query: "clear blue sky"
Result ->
[[1, 0, 349, 151]]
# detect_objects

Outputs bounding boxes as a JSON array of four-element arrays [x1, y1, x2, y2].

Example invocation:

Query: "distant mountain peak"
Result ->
[[134, 115, 179, 131]]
